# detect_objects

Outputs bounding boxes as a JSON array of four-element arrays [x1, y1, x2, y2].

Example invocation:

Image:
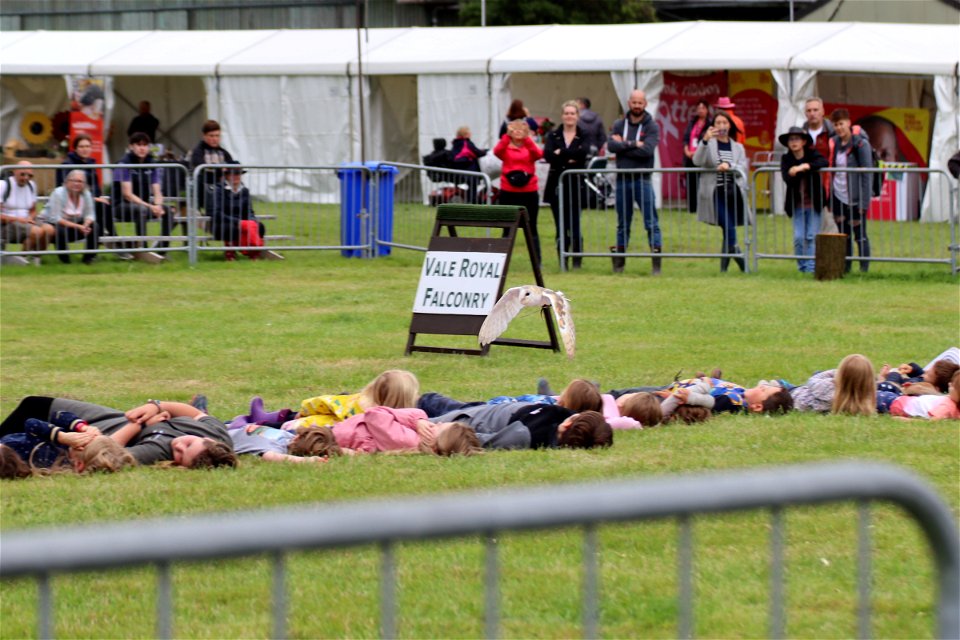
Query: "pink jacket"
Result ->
[[333, 406, 426, 453]]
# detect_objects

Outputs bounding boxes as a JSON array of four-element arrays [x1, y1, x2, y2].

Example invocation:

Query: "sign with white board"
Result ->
[[413, 251, 507, 315], [405, 204, 559, 357]]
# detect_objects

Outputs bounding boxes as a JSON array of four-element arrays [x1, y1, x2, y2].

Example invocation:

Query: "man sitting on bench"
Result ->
[[113, 132, 173, 258]]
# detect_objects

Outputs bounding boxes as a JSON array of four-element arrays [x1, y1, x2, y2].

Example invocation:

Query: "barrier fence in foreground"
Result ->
[[2, 162, 956, 273], [1, 461, 957, 639]]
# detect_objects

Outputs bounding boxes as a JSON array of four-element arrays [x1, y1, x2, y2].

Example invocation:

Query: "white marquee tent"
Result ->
[[1, 22, 957, 218]]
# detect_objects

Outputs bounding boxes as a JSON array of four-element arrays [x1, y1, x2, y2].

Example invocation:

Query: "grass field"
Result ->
[[1, 230, 958, 638]]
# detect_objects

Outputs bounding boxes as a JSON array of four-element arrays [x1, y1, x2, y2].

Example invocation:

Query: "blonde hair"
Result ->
[[289, 425, 341, 457], [621, 392, 663, 427], [77, 436, 137, 473], [358, 370, 420, 411], [456, 126, 470, 138], [561, 100, 580, 115], [832, 354, 876, 416], [558, 379, 602, 413]]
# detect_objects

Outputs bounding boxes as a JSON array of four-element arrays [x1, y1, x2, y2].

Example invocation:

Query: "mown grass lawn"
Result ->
[[1, 238, 957, 638]]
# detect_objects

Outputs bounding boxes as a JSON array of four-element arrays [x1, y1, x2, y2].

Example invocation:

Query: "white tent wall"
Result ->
[[922, 74, 959, 223], [211, 75, 353, 203]]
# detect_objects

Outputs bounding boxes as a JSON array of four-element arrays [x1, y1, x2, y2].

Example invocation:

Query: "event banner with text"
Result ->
[[413, 251, 506, 316]]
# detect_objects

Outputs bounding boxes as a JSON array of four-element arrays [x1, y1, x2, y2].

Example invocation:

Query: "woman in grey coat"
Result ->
[[693, 111, 752, 272]]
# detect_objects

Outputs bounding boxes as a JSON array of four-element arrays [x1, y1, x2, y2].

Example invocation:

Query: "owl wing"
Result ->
[[478, 287, 526, 347], [543, 289, 576, 359]]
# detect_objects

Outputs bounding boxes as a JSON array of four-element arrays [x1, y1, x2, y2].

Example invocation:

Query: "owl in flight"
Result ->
[[478, 286, 576, 359]]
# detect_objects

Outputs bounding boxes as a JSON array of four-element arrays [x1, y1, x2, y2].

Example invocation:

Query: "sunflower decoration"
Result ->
[[21, 111, 52, 146]]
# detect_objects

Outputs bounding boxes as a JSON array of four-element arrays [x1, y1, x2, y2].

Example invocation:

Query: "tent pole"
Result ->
[[356, 0, 366, 164]]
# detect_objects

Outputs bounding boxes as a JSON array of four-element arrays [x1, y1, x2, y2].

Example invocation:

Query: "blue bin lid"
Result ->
[[364, 161, 399, 175]]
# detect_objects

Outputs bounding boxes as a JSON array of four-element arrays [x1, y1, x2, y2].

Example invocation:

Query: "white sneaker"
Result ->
[[116, 252, 134, 261], [1, 255, 30, 266], [31, 257, 41, 267]]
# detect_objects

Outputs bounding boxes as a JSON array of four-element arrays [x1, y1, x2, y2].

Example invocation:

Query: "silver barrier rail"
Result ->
[[189, 164, 365, 265], [0, 163, 190, 265], [2, 461, 957, 639], [750, 165, 958, 274], [557, 166, 752, 273], [374, 162, 493, 253]]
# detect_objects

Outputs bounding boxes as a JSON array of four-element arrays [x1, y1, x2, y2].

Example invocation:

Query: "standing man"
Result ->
[[801, 97, 834, 161], [577, 97, 607, 158], [0, 161, 44, 264], [802, 97, 836, 224], [607, 90, 661, 274], [127, 100, 160, 143]]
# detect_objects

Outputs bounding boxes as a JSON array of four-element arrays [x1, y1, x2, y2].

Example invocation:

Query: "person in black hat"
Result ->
[[207, 160, 266, 261], [779, 126, 828, 273]]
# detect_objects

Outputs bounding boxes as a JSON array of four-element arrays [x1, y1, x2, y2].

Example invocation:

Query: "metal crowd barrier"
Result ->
[[2, 461, 956, 639], [0, 163, 190, 264], [751, 166, 958, 273], [188, 164, 357, 264], [557, 166, 752, 273], [374, 162, 492, 253]]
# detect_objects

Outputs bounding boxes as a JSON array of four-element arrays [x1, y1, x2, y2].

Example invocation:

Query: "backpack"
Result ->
[[1, 176, 35, 205]]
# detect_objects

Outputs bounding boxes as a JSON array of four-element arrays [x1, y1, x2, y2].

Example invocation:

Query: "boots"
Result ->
[[610, 246, 625, 273], [733, 246, 746, 272], [651, 246, 662, 276]]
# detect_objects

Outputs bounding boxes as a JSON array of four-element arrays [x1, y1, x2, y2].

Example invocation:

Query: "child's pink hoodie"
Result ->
[[333, 406, 426, 453]]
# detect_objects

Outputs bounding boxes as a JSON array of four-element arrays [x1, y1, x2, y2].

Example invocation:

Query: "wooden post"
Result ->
[[815, 233, 847, 281]]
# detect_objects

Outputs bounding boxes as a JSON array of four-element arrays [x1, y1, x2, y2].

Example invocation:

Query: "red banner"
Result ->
[[68, 78, 105, 165], [656, 72, 726, 200]]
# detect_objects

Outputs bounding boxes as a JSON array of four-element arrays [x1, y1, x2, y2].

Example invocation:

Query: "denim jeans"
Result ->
[[791, 206, 820, 272], [615, 175, 660, 249], [714, 189, 739, 251]]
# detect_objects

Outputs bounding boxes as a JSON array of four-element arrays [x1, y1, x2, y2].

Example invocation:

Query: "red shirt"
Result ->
[[493, 134, 543, 193]]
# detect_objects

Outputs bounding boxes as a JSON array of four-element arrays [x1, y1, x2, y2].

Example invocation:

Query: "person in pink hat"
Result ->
[[713, 97, 746, 144]]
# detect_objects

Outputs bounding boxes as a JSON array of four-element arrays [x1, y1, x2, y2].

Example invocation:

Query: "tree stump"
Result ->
[[815, 233, 847, 281]]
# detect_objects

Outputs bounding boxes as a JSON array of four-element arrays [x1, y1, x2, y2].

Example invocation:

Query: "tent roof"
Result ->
[[0, 23, 956, 78], [357, 26, 550, 75], [635, 21, 852, 70], [790, 23, 960, 76], [90, 30, 280, 75], [0, 30, 151, 75], [488, 22, 697, 72], [219, 28, 407, 75]]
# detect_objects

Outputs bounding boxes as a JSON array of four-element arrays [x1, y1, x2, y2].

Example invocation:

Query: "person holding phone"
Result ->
[[693, 111, 751, 272]]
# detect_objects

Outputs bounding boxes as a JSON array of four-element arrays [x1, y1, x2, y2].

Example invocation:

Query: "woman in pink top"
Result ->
[[494, 119, 543, 266]]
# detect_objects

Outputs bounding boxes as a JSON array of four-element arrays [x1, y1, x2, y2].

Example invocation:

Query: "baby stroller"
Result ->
[[583, 156, 615, 209]]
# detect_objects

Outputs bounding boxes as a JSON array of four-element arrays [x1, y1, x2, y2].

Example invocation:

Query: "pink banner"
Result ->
[[656, 72, 726, 201]]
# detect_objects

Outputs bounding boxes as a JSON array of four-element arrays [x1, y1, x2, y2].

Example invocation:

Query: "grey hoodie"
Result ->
[[578, 108, 607, 155]]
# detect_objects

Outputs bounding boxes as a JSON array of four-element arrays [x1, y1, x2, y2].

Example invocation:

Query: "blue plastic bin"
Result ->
[[369, 162, 398, 256], [336, 162, 367, 257], [336, 162, 398, 257]]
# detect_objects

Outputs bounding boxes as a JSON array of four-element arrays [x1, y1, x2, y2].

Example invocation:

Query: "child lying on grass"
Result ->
[[0, 411, 136, 478]]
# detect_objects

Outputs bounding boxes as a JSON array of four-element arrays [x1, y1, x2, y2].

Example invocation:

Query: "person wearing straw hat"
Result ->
[[713, 97, 745, 144], [779, 126, 828, 273]]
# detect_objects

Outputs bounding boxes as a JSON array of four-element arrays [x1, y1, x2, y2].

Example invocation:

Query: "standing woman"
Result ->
[[543, 100, 588, 270], [36, 170, 98, 264], [693, 110, 751, 272], [494, 120, 544, 267], [828, 109, 873, 273], [682, 100, 711, 213]]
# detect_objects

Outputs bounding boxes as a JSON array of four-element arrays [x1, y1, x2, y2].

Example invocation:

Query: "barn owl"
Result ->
[[478, 286, 575, 359]]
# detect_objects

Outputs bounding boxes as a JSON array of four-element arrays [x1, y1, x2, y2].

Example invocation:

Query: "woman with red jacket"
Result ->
[[494, 119, 543, 266]]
